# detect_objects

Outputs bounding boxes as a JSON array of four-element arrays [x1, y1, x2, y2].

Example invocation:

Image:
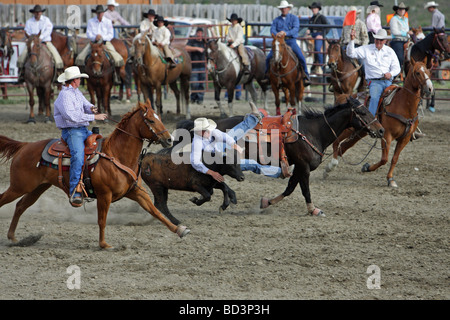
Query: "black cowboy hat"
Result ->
[[393, 2, 409, 11], [143, 9, 156, 18], [308, 2, 322, 10], [91, 5, 107, 14], [29, 5, 46, 13], [153, 15, 169, 27], [227, 13, 243, 24], [370, 1, 384, 7]]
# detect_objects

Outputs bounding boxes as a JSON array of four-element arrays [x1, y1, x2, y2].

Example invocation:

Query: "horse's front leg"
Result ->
[[260, 170, 300, 209], [96, 193, 113, 249], [226, 86, 235, 117], [26, 83, 36, 124], [272, 83, 281, 116], [126, 184, 190, 238], [214, 84, 226, 117], [385, 136, 412, 188], [155, 84, 163, 115], [169, 81, 181, 115]]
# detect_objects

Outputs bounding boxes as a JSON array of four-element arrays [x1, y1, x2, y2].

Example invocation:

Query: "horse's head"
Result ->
[[137, 99, 173, 148], [90, 41, 106, 76], [347, 97, 384, 138], [0, 28, 13, 59], [272, 33, 286, 64], [412, 27, 425, 41], [206, 39, 219, 73], [133, 37, 145, 65], [433, 27, 450, 59], [26, 33, 41, 67], [327, 40, 341, 69], [410, 62, 434, 97]]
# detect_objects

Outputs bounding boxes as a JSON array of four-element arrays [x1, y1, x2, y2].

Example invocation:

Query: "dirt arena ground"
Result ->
[[0, 90, 448, 301]]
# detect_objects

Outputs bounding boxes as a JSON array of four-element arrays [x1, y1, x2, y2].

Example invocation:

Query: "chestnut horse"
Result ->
[[0, 100, 190, 249], [0, 28, 14, 100], [85, 39, 131, 117], [133, 35, 191, 118], [268, 34, 305, 116], [323, 62, 434, 187], [327, 40, 365, 105], [24, 33, 54, 124], [206, 39, 269, 117]]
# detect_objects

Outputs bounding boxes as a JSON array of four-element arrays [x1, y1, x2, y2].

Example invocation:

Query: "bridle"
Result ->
[[432, 32, 449, 55], [108, 108, 168, 146], [270, 39, 298, 78]]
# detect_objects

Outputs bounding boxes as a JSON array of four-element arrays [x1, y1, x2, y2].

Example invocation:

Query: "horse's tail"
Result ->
[[0, 135, 27, 163]]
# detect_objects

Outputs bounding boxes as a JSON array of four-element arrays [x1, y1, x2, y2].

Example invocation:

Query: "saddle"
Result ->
[[244, 108, 299, 178], [42, 133, 103, 198]]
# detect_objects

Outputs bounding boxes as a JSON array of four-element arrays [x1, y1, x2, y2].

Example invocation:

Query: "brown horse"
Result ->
[[268, 34, 305, 116], [24, 33, 54, 124], [0, 28, 14, 99], [0, 100, 190, 249], [327, 40, 365, 105], [206, 39, 269, 117], [50, 31, 89, 70], [133, 35, 191, 118], [323, 62, 434, 187]]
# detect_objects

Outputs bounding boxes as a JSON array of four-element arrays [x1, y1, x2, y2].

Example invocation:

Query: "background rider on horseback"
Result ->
[[262, 1, 310, 86], [225, 13, 251, 75]]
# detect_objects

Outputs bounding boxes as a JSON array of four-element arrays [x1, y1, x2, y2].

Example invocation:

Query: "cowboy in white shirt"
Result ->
[[75, 5, 124, 69], [226, 13, 250, 74], [129, 9, 157, 61], [152, 15, 176, 68], [346, 29, 400, 116], [104, 0, 130, 38], [17, 5, 64, 83]]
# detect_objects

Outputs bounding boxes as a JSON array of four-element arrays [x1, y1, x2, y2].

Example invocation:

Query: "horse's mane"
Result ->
[[102, 105, 142, 147], [299, 99, 359, 120]]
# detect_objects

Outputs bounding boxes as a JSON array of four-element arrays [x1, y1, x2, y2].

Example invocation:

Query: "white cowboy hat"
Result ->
[[424, 1, 439, 9], [192, 118, 217, 132], [106, 0, 120, 6], [348, 6, 362, 14], [373, 29, 390, 40], [277, 1, 294, 9], [57, 66, 89, 83]]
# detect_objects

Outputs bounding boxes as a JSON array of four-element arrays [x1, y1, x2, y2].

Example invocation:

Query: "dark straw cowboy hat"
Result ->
[[393, 2, 409, 11], [143, 9, 157, 18], [29, 5, 46, 13], [227, 13, 243, 24], [308, 2, 322, 10], [370, 1, 384, 7], [91, 5, 107, 14], [153, 15, 169, 27]]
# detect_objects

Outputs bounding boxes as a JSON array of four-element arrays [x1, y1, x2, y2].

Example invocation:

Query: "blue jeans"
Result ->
[[390, 40, 406, 67], [217, 114, 259, 152], [311, 32, 324, 68], [240, 159, 281, 178], [190, 67, 205, 102], [265, 38, 309, 75], [61, 127, 92, 195], [368, 79, 392, 116]]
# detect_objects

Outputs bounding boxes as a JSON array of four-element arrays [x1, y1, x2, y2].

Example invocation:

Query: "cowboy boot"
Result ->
[[243, 64, 250, 74], [303, 72, 311, 87]]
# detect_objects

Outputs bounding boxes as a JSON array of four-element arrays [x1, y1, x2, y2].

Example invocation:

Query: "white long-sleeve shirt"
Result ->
[[226, 24, 245, 47], [86, 16, 114, 42], [190, 129, 236, 174], [152, 26, 171, 46], [140, 19, 156, 34], [346, 40, 401, 80], [389, 15, 410, 40], [24, 15, 53, 42]]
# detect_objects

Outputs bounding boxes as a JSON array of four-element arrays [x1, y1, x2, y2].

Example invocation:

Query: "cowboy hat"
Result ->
[[348, 6, 362, 14], [308, 2, 322, 10], [227, 13, 243, 24], [370, 1, 384, 7], [143, 9, 157, 18], [393, 2, 409, 11], [277, 1, 294, 9], [373, 29, 390, 40], [91, 5, 107, 14], [29, 5, 46, 13], [153, 15, 169, 27], [424, 1, 439, 9], [57, 66, 89, 83], [192, 118, 217, 132], [106, 0, 120, 6]]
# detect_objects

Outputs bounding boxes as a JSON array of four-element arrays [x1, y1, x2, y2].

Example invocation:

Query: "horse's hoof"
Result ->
[[27, 118, 36, 124], [387, 178, 398, 188], [361, 163, 371, 173], [176, 225, 190, 238], [310, 208, 326, 217], [260, 197, 270, 209], [219, 113, 228, 119]]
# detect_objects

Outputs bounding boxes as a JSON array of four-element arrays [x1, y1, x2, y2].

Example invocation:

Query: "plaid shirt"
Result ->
[[54, 85, 95, 129], [340, 18, 369, 46]]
